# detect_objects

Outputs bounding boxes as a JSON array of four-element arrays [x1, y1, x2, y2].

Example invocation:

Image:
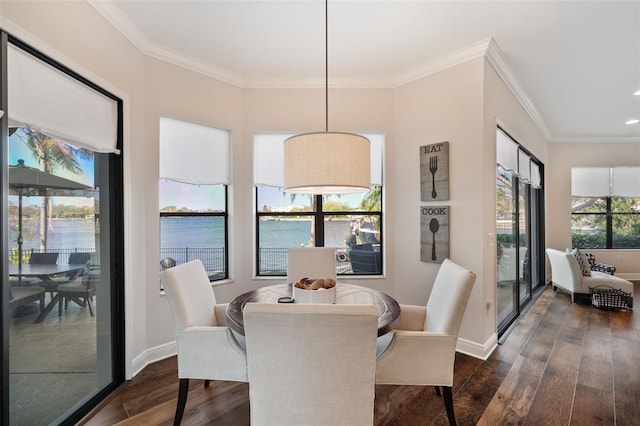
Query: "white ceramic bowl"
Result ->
[[292, 285, 336, 304]]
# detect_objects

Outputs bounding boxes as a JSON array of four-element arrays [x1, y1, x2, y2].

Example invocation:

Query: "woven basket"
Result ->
[[589, 285, 631, 310]]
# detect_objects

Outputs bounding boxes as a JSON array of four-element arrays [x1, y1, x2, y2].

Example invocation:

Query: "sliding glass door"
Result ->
[[1, 34, 125, 425], [496, 128, 544, 337]]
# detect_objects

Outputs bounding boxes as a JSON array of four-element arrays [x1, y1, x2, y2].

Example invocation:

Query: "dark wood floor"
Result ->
[[81, 282, 640, 425]]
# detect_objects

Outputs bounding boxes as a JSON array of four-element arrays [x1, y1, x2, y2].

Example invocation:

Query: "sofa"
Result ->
[[545, 248, 633, 307]]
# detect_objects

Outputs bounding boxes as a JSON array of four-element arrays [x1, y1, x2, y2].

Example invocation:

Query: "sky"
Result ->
[[9, 129, 96, 208]]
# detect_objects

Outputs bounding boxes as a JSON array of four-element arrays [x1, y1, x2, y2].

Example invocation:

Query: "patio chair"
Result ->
[[9, 285, 45, 318], [56, 264, 96, 316], [348, 243, 382, 274], [160, 257, 176, 270], [40, 252, 91, 299], [29, 252, 59, 264]]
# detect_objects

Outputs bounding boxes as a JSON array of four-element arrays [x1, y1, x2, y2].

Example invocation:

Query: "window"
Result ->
[[254, 133, 383, 276], [572, 197, 640, 248], [159, 117, 229, 281], [571, 167, 640, 249]]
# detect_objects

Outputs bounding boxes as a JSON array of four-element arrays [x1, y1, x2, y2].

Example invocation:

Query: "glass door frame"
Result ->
[[496, 130, 545, 338], [0, 31, 126, 425]]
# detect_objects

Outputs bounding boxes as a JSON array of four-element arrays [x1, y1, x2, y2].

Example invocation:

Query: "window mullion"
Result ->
[[315, 194, 325, 247], [606, 197, 613, 248]]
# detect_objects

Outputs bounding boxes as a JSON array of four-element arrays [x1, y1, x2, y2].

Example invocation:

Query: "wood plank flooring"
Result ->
[[81, 282, 640, 425]]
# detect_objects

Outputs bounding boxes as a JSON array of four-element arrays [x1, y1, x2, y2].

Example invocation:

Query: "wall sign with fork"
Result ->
[[420, 141, 449, 201]]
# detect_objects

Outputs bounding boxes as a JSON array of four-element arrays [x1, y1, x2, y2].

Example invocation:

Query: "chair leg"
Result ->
[[204, 379, 211, 388], [442, 386, 457, 426], [175, 378, 189, 426], [87, 297, 94, 316], [434, 385, 441, 396]]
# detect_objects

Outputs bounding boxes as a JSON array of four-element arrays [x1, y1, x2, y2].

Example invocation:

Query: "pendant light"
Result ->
[[283, 0, 371, 194]]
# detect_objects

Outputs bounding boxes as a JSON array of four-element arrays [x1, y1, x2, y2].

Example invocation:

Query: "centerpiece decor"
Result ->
[[292, 277, 337, 304]]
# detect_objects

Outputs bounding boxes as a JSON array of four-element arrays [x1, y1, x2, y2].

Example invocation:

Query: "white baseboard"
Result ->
[[131, 341, 177, 377], [456, 334, 497, 360]]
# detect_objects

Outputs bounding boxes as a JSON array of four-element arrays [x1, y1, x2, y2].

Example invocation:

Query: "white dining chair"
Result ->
[[161, 259, 247, 425], [375, 258, 476, 426], [244, 302, 378, 426], [287, 247, 337, 283]]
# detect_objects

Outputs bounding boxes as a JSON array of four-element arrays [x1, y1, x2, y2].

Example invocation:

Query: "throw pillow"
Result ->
[[584, 252, 597, 269], [567, 248, 591, 276]]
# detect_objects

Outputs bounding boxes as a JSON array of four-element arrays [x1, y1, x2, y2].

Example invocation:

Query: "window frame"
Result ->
[[571, 196, 640, 249], [255, 191, 383, 277], [159, 185, 229, 282]]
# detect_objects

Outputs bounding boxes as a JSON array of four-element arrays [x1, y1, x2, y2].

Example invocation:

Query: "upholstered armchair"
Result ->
[[244, 302, 378, 426], [375, 259, 476, 426], [546, 248, 632, 307], [161, 259, 247, 425]]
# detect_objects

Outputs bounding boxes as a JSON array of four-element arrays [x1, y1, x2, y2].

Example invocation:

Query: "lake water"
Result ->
[[11, 217, 353, 251]]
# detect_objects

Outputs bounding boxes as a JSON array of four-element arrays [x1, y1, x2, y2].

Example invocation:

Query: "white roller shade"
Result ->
[[8, 44, 118, 154], [612, 167, 640, 197], [518, 149, 531, 183], [360, 132, 383, 187], [254, 132, 383, 188], [159, 117, 229, 185], [254, 133, 295, 187], [530, 162, 541, 188], [496, 129, 518, 172], [571, 167, 611, 197]]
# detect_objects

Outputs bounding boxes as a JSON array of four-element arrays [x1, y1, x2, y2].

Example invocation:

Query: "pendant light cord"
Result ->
[[325, 0, 329, 132]]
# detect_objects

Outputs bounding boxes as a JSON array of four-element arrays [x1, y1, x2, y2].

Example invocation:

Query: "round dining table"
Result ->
[[226, 283, 400, 337]]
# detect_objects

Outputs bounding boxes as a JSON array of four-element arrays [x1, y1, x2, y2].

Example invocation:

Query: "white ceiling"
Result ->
[[90, 0, 640, 143]]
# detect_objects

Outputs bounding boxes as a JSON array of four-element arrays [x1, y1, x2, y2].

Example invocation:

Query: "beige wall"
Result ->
[[393, 58, 487, 351], [483, 59, 549, 343]]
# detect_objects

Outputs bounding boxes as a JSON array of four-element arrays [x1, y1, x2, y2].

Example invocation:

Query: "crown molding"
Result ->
[[392, 38, 492, 87], [550, 136, 640, 144], [88, 1, 559, 141], [484, 38, 551, 142], [88, 0, 244, 87]]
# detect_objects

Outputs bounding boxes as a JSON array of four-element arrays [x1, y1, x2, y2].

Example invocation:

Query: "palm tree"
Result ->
[[17, 127, 90, 249]]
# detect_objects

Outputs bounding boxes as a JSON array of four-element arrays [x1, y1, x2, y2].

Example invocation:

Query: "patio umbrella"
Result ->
[[8, 159, 93, 277]]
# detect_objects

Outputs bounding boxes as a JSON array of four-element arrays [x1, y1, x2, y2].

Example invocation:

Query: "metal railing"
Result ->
[[160, 247, 226, 280], [10, 248, 99, 267]]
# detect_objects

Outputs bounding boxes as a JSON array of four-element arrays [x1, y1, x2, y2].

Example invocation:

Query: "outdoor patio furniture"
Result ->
[[29, 252, 59, 265], [348, 244, 382, 274], [160, 257, 176, 270], [9, 285, 45, 318], [56, 266, 96, 317]]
